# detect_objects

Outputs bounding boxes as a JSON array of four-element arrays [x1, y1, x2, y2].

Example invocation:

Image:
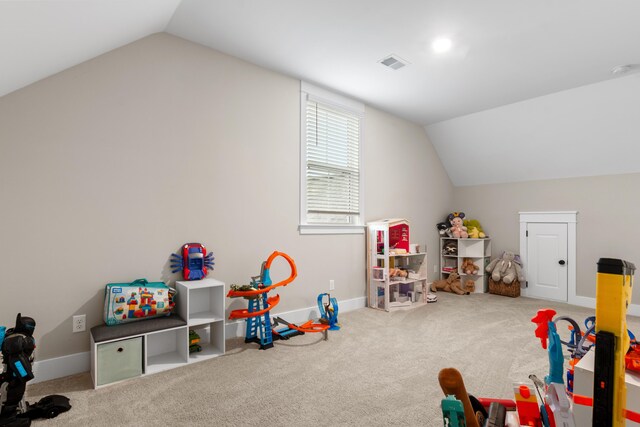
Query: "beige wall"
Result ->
[[0, 33, 452, 360], [453, 173, 640, 305]]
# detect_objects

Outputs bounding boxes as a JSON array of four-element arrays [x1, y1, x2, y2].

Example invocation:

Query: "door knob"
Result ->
[[559, 260, 566, 265]]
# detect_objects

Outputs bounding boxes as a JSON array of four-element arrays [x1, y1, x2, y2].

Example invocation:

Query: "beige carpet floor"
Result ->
[[28, 293, 640, 426]]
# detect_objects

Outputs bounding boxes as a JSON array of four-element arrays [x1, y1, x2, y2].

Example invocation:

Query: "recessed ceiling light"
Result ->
[[432, 37, 453, 54]]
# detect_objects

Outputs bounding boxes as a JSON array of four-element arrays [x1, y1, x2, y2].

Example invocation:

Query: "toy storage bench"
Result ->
[[91, 278, 226, 388]]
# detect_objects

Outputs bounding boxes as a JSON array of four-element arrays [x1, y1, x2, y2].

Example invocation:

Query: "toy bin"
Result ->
[[96, 337, 143, 386], [488, 278, 520, 297]]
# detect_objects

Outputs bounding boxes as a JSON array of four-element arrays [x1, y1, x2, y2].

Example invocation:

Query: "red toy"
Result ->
[[170, 243, 215, 280]]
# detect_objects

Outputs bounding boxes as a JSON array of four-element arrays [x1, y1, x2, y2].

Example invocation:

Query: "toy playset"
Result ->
[[170, 243, 215, 281], [375, 218, 410, 254], [227, 251, 332, 350], [0, 313, 71, 426], [317, 293, 340, 331], [438, 258, 640, 427], [103, 279, 176, 326]]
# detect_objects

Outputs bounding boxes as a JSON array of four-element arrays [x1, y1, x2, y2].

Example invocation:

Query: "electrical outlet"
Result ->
[[72, 315, 86, 333], [329, 279, 335, 291], [433, 265, 438, 273]]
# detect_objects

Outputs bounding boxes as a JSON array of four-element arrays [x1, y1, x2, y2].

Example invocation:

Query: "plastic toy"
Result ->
[[484, 402, 506, 427], [227, 251, 329, 350], [531, 308, 564, 385], [317, 293, 340, 331], [512, 383, 542, 427], [189, 330, 202, 353], [593, 258, 634, 427], [0, 314, 71, 426], [438, 368, 484, 427], [441, 395, 465, 427], [170, 243, 215, 281]]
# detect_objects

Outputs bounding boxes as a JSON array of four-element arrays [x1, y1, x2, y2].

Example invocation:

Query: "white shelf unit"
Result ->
[[91, 278, 225, 388], [367, 221, 428, 311], [439, 237, 491, 293], [176, 279, 226, 361]]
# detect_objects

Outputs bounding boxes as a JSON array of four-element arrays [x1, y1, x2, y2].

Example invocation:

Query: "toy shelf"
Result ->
[[367, 220, 429, 312], [439, 237, 491, 293], [145, 327, 189, 375], [91, 278, 226, 388]]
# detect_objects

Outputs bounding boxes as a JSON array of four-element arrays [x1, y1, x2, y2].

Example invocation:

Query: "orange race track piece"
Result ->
[[228, 295, 280, 319], [226, 251, 298, 298], [287, 320, 330, 333]]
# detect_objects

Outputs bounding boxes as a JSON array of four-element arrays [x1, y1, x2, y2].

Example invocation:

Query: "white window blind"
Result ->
[[304, 98, 361, 224]]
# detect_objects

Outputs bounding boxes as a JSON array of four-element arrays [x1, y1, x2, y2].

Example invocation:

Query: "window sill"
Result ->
[[299, 224, 365, 235]]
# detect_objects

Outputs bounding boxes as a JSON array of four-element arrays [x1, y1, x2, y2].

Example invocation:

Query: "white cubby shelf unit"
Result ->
[[91, 278, 226, 388], [440, 237, 491, 293], [176, 279, 226, 361]]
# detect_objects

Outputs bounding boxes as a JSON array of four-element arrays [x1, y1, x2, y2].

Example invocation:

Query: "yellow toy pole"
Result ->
[[593, 258, 635, 427]]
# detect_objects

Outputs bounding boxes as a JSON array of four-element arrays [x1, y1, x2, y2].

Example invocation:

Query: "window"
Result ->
[[299, 82, 364, 234]]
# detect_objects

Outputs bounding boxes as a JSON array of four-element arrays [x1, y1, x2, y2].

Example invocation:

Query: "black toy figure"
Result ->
[[0, 314, 71, 427]]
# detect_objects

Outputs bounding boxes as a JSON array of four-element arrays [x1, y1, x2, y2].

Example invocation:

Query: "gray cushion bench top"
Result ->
[[91, 315, 187, 343]]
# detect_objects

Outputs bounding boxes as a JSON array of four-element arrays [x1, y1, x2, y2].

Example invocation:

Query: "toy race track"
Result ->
[[227, 251, 329, 349]]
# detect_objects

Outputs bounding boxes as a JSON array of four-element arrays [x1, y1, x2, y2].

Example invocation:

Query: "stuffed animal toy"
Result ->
[[463, 219, 486, 238], [467, 227, 480, 239], [464, 280, 476, 293], [485, 251, 525, 284], [448, 212, 468, 238], [443, 241, 458, 255], [389, 268, 408, 279], [461, 258, 479, 275], [430, 272, 471, 295], [436, 222, 450, 237]]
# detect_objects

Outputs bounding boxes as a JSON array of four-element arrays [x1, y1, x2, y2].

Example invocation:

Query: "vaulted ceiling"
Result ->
[[2, 1, 640, 185]]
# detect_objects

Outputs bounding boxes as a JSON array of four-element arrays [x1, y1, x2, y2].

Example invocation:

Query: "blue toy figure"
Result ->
[[317, 293, 340, 331]]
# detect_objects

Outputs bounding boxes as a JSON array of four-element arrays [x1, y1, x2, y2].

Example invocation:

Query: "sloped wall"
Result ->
[[427, 73, 640, 186], [0, 33, 452, 360], [453, 173, 640, 305]]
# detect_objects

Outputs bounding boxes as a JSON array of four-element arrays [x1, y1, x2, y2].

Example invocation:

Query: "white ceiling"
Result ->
[[1, 0, 640, 126]]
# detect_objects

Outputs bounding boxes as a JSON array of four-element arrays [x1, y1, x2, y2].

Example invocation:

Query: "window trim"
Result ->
[[299, 81, 365, 235]]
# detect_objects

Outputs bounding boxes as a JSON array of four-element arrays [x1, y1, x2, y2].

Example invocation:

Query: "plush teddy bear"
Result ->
[[448, 212, 468, 238], [461, 258, 479, 275], [464, 279, 476, 293], [485, 251, 525, 284], [430, 272, 471, 295], [463, 219, 486, 238]]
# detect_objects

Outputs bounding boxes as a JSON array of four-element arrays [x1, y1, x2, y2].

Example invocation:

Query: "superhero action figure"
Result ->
[[0, 314, 71, 426]]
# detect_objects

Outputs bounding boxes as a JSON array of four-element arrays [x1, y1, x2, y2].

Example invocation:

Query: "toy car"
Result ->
[[170, 243, 215, 280]]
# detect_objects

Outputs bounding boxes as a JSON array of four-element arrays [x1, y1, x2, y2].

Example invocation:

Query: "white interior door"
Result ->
[[526, 222, 568, 301]]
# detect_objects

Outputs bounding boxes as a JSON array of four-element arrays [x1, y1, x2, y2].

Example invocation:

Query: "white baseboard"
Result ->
[[569, 295, 640, 317], [225, 295, 366, 339], [32, 296, 366, 383], [32, 351, 90, 384]]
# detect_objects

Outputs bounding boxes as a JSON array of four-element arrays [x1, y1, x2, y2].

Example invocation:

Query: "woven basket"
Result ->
[[488, 278, 521, 298]]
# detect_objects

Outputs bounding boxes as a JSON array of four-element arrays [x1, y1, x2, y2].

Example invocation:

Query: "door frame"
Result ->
[[519, 211, 578, 303]]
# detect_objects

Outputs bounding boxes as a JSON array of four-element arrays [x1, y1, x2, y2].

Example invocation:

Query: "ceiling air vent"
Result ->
[[379, 54, 408, 70]]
